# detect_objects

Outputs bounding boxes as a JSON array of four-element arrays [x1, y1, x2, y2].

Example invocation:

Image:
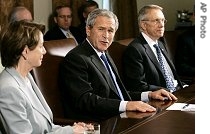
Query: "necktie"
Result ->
[[66, 32, 74, 38], [153, 44, 176, 92], [66, 32, 78, 45], [100, 53, 124, 100]]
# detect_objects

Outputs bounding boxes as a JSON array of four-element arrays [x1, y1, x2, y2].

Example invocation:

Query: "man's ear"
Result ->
[[140, 22, 146, 31], [86, 26, 91, 36], [83, 12, 87, 18]]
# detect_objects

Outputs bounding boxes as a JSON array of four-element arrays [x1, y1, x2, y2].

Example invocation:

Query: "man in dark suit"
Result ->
[[59, 9, 177, 121], [77, 0, 99, 43], [44, 5, 82, 44], [122, 5, 185, 93]]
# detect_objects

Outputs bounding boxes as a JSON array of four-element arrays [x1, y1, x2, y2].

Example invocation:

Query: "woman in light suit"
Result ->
[[0, 21, 91, 134]]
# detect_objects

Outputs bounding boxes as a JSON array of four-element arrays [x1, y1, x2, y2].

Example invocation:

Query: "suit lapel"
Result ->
[[6, 68, 53, 124], [140, 35, 179, 85], [158, 41, 182, 87], [142, 41, 163, 73], [28, 74, 53, 121], [138, 34, 160, 69], [158, 41, 176, 70], [83, 42, 123, 98], [91, 54, 120, 96], [105, 52, 131, 100], [20, 78, 52, 124], [55, 26, 67, 39], [139, 34, 173, 74], [83, 41, 131, 100]]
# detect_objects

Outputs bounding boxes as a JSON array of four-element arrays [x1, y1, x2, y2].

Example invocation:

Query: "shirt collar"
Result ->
[[60, 28, 70, 35], [86, 38, 103, 57], [141, 32, 158, 47]]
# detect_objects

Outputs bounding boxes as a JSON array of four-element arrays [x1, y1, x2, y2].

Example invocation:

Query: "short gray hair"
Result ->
[[86, 9, 119, 31], [8, 6, 32, 22], [138, 4, 163, 23]]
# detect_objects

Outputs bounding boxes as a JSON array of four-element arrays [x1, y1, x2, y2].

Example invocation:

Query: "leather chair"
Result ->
[[162, 31, 181, 63], [108, 38, 134, 81], [31, 38, 77, 125]]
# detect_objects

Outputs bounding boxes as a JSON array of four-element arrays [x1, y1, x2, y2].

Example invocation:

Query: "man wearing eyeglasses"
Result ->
[[44, 5, 82, 44], [122, 4, 186, 93]]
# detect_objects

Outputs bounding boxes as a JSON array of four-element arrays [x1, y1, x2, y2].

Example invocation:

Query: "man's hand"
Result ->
[[126, 101, 156, 112], [148, 99, 175, 110], [148, 89, 178, 101], [125, 111, 156, 119]]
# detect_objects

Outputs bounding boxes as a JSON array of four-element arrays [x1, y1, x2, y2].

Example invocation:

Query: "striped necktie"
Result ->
[[66, 31, 78, 45], [66, 32, 74, 38], [153, 44, 176, 92]]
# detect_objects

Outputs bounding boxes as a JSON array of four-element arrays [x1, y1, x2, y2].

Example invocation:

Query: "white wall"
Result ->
[[33, 0, 52, 32], [94, 0, 103, 8], [137, 0, 194, 31]]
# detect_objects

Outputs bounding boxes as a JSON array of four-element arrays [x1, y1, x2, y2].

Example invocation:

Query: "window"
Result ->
[[94, 0, 110, 10]]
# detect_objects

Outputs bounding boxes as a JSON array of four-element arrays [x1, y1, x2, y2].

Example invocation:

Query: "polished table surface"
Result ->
[[100, 84, 195, 134]]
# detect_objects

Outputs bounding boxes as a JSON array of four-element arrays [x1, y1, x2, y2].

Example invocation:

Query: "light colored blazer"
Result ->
[[0, 58, 4, 73], [0, 67, 73, 134]]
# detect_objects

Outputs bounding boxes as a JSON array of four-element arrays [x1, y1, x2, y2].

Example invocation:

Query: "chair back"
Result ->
[[163, 31, 184, 63], [31, 38, 77, 118], [108, 38, 134, 80]]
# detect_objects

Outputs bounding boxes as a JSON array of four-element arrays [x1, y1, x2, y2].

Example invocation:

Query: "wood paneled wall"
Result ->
[[0, 0, 33, 27]]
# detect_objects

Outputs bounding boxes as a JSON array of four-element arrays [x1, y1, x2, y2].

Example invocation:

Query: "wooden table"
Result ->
[[100, 84, 195, 134]]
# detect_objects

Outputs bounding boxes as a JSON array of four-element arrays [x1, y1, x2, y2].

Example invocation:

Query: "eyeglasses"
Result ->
[[58, 15, 72, 19], [142, 19, 167, 25]]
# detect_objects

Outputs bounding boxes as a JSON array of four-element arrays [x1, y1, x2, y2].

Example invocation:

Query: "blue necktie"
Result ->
[[100, 53, 124, 100], [153, 44, 176, 92]]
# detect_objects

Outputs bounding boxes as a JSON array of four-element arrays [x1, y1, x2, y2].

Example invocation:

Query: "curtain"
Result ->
[[110, 0, 139, 40]]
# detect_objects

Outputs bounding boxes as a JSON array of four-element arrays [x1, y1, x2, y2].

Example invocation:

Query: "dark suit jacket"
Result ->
[[122, 33, 183, 92], [44, 25, 83, 44], [59, 40, 143, 121], [77, 22, 87, 43]]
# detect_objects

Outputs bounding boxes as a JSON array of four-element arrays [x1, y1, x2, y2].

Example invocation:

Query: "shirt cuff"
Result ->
[[119, 101, 128, 112], [120, 112, 127, 118], [141, 91, 151, 102]]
